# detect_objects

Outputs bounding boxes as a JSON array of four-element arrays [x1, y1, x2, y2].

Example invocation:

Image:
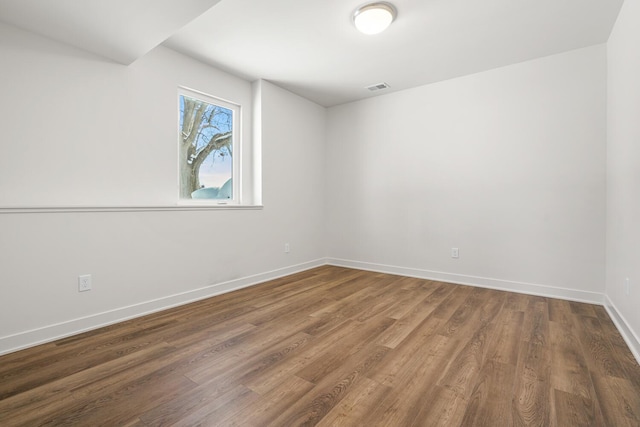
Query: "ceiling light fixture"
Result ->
[[353, 2, 397, 35]]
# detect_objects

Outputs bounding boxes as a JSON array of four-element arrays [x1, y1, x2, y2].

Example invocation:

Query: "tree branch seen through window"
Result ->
[[179, 93, 236, 200]]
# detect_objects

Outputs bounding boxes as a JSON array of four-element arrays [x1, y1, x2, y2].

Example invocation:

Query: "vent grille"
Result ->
[[366, 82, 390, 92]]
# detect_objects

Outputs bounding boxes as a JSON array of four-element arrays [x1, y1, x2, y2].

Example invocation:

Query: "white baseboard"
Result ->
[[327, 258, 604, 305], [328, 259, 640, 364], [0, 258, 326, 356], [6, 257, 636, 367], [604, 296, 640, 365]]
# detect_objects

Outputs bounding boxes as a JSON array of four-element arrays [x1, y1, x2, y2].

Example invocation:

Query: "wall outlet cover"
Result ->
[[79, 274, 92, 292]]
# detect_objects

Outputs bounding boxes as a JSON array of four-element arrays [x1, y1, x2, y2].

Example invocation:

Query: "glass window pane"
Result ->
[[179, 94, 234, 200]]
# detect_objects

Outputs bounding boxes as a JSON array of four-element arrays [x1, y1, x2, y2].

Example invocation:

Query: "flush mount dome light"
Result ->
[[353, 2, 397, 35]]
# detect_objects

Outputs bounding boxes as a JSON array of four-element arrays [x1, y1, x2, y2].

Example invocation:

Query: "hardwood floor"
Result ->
[[1, 266, 639, 426]]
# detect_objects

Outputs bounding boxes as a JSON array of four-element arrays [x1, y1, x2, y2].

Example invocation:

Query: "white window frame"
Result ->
[[177, 87, 242, 206]]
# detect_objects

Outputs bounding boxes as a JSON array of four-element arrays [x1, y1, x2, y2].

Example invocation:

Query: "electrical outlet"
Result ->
[[625, 277, 630, 295], [78, 274, 92, 292], [284, 243, 290, 253], [451, 248, 459, 259]]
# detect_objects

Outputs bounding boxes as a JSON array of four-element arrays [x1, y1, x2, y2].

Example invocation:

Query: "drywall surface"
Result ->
[[0, 22, 253, 207], [0, 24, 326, 353], [606, 0, 640, 355], [326, 45, 607, 300]]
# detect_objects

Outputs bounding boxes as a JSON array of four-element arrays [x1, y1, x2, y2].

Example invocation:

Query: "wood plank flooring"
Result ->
[[1, 266, 639, 426]]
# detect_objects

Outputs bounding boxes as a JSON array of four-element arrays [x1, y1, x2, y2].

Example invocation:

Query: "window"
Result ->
[[178, 88, 240, 203]]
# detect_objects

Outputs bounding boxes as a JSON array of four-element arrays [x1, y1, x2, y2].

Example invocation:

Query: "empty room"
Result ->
[[0, 0, 639, 425]]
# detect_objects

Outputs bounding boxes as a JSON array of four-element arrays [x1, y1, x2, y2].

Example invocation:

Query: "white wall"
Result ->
[[606, 0, 640, 358], [0, 23, 256, 207], [326, 45, 607, 302], [2, 18, 631, 358], [0, 24, 326, 354]]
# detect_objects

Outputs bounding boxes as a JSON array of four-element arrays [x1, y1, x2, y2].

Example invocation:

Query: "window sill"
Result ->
[[0, 204, 264, 214]]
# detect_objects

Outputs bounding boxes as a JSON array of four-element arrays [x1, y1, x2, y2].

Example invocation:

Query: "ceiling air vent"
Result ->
[[366, 82, 390, 91]]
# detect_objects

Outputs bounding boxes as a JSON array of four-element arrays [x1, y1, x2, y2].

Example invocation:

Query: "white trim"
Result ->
[[0, 258, 325, 356], [0, 205, 263, 214], [178, 86, 240, 111], [326, 258, 604, 305], [604, 295, 640, 365], [327, 259, 640, 363], [178, 87, 241, 204], [6, 257, 637, 368]]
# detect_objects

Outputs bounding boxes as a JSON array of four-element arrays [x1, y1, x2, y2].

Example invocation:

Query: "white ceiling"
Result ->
[[0, 0, 221, 64], [0, 0, 624, 106]]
